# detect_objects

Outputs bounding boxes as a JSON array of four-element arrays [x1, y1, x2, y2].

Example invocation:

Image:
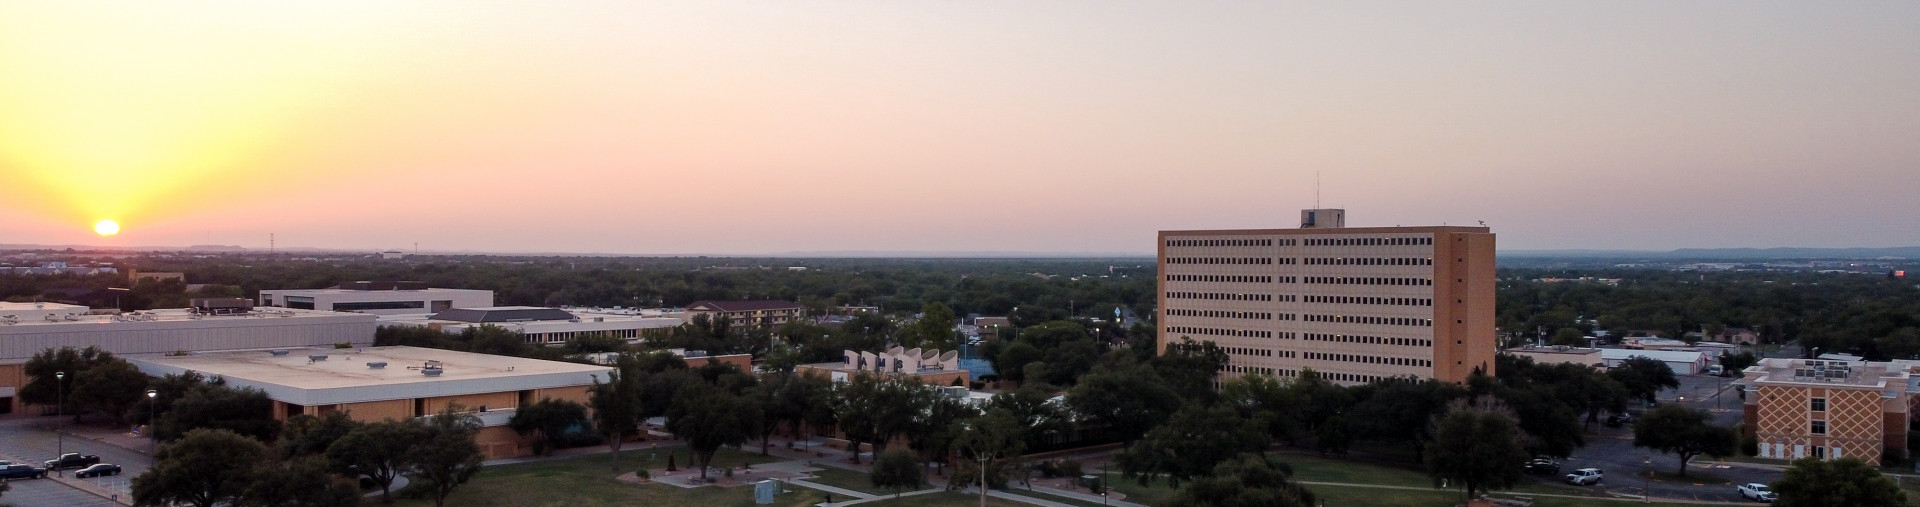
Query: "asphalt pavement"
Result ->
[[1542, 373, 1777, 504], [0, 415, 152, 506]]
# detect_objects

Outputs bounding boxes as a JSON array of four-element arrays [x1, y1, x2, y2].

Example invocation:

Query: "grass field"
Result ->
[[386, 445, 799, 507], [802, 466, 894, 496]]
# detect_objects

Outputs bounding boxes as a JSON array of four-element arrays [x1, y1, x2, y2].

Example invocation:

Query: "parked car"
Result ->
[[75, 463, 122, 478], [0, 464, 47, 480], [1523, 458, 1561, 475], [1737, 483, 1776, 502], [44, 452, 101, 470], [1606, 413, 1636, 428], [1565, 468, 1604, 485]]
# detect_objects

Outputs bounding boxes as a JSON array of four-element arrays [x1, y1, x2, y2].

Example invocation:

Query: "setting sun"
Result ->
[[94, 220, 119, 236]]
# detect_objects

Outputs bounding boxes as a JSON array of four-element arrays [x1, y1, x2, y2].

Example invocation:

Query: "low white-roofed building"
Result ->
[[260, 282, 494, 315], [0, 301, 375, 414], [129, 346, 610, 459], [377, 306, 682, 346], [1600, 348, 1708, 375], [0, 301, 92, 324]]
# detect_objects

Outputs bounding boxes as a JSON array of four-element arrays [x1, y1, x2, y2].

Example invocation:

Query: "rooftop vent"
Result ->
[[270, 350, 290, 356], [308, 354, 329, 361], [367, 362, 388, 369], [422, 369, 443, 377]]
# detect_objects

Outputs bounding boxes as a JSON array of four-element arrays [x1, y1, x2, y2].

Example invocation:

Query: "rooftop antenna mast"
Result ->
[[1315, 172, 1321, 208], [270, 233, 275, 255]]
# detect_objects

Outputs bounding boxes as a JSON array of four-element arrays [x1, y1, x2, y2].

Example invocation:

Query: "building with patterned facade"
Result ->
[[1738, 357, 1919, 465], [1156, 209, 1496, 385]]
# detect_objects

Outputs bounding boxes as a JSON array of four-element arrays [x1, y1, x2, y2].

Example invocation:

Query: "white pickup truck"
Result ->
[[1565, 468, 1604, 485]]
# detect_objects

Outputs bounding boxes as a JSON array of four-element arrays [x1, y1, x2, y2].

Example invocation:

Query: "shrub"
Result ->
[[1741, 434, 1759, 457]]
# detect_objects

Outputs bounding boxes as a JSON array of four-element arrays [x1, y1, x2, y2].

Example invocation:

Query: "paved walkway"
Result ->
[[1026, 484, 1146, 507]]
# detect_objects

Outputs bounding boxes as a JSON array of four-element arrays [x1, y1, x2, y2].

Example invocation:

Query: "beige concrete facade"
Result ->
[[1156, 222, 1496, 385]]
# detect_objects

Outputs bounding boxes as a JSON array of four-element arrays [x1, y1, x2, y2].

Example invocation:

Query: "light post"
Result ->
[[146, 389, 158, 451], [1101, 462, 1110, 506], [978, 452, 990, 507], [1642, 455, 1652, 503], [55, 371, 65, 456]]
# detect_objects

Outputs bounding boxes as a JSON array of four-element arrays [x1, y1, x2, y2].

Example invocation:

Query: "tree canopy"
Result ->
[[1632, 405, 1738, 477], [1771, 457, 1906, 507]]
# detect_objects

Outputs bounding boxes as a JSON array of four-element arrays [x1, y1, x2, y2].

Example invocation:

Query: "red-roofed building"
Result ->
[[684, 300, 803, 328]]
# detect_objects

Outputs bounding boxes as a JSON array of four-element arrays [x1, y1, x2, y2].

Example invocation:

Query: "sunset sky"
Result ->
[[3, 2, 1916, 255]]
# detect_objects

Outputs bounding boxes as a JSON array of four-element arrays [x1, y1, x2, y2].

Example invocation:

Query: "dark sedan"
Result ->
[[74, 463, 122, 478]]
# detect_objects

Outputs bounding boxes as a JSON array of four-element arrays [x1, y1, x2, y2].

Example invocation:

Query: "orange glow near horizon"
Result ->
[[1, 3, 1917, 252]]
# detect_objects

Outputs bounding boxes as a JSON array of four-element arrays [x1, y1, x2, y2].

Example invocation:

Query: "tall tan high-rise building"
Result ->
[[1156, 209, 1496, 384]]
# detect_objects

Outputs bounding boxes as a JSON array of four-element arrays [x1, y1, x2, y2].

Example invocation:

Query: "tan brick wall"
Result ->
[[427, 391, 519, 414], [340, 399, 412, 422]]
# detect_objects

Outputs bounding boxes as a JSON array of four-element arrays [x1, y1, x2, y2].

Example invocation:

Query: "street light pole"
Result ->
[[55, 371, 65, 457], [147, 389, 158, 452], [979, 452, 990, 507], [1642, 455, 1652, 503]]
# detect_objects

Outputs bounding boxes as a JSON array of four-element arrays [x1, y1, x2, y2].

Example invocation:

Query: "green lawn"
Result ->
[[1277, 452, 1434, 488], [802, 466, 894, 496], [385, 445, 800, 507]]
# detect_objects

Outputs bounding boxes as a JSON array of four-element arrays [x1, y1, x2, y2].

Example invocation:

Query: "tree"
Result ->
[[993, 341, 1043, 385], [1423, 399, 1531, 501], [326, 419, 424, 502], [1165, 454, 1317, 507], [239, 456, 361, 507], [1632, 405, 1738, 477], [1152, 338, 1229, 403], [983, 386, 1071, 451], [1608, 356, 1681, 404], [278, 411, 362, 459], [566, 332, 630, 354], [67, 358, 150, 423], [588, 353, 647, 469], [870, 449, 925, 498], [1771, 457, 1906, 507], [1719, 350, 1760, 376], [903, 302, 960, 349], [508, 398, 589, 456], [1066, 357, 1182, 445], [1118, 403, 1271, 488], [1345, 378, 1464, 456], [832, 373, 936, 463], [20, 346, 118, 419], [153, 382, 281, 442], [132, 428, 269, 507], [408, 408, 486, 507], [666, 381, 761, 480]]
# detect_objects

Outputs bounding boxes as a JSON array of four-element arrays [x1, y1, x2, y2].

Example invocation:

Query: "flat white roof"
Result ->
[[263, 288, 493, 296], [0, 302, 89, 312], [1600, 349, 1706, 363], [129, 346, 611, 406], [0, 307, 365, 329]]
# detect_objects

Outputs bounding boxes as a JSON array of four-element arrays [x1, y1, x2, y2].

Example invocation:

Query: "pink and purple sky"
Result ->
[[3, 2, 1916, 254]]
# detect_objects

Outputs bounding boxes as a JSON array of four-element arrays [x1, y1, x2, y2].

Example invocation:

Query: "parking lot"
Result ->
[[1541, 373, 1780, 503], [0, 415, 152, 506]]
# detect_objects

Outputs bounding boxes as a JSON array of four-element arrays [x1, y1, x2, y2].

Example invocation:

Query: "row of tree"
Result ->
[[132, 407, 485, 507]]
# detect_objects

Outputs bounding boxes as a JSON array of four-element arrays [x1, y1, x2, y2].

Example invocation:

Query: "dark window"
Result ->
[[1810, 398, 1826, 412]]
